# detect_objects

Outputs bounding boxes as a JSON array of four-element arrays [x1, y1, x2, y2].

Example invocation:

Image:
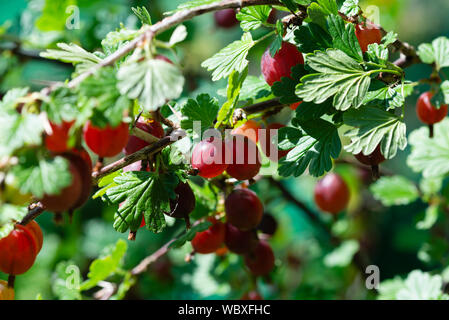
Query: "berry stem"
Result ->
[[7, 275, 15, 288], [94, 157, 104, 173], [371, 165, 380, 181], [429, 124, 434, 138]]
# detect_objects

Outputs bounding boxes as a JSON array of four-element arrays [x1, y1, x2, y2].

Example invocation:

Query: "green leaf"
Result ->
[[169, 25, 188, 46], [238, 76, 271, 101], [416, 205, 439, 230], [280, 0, 299, 12], [327, 15, 363, 61], [52, 261, 82, 300], [41, 87, 79, 124], [278, 119, 341, 177], [11, 153, 72, 199], [269, 35, 283, 57], [117, 57, 184, 111], [132, 6, 152, 25], [103, 172, 178, 233], [0, 87, 29, 111], [79, 67, 132, 128], [324, 240, 359, 267], [293, 99, 333, 123], [202, 32, 255, 81], [407, 118, 449, 178], [80, 240, 128, 291], [167, 0, 220, 14], [35, 0, 76, 31], [0, 204, 27, 239], [417, 37, 449, 71], [0, 112, 44, 157], [343, 106, 407, 159], [215, 69, 248, 128], [180, 94, 220, 135], [433, 80, 449, 106], [396, 270, 446, 300], [101, 28, 141, 57], [293, 22, 332, 54], [307, 0, 339, 28], [40, 43, 102, 75], [296, 49, 371, 111], [272, 65, 308, 104], [169, 221, 212, 249], [363, 81, 416, 110], [340, 0, 360, 17], [370, 176, 419, 206], [236, 5, 271, 31]]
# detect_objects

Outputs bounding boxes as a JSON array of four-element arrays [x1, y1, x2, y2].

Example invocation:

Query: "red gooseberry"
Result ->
[[261, 41, 304, 86], [83, 121, 129, 158], [231, 120, 262, 144], [225, 134, 261, 181], [225, 189, 263, 231], [214, 9, 238, 28], [123, 118, 164, 155], [0, 224, 39, 275], [224, 223, 258, 255], [191, 137, 228, 179], [45, 120, 74, 153], [244, 240, 275, 276], [314, 173, 350, 214], [191, 218, 225, 254], [355, 21, 382, 53]]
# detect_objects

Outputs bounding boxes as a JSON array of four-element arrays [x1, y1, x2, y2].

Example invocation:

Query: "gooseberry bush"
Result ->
[[2, 0, 449, 301]]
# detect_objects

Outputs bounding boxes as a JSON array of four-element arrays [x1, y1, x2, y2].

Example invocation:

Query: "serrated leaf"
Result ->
[[0, 87, 29, 111], [238, 76, 271, 101], [102, 28, 141, 56], [343, 106, 407, 159], [169, 221, 212, 249], [0, 204, 27, 239], [80, 67, 132, 127], [41, 87, 78, 124], [180, 94, 220, 135], [40, 43, 101, 75], [80, 239, 128, 291], [363, 81, 416, 110], [117, 57, 184, 111], [202, 32, 255, 81], [132, 6, 152, 25], [396, 270, 446, 300], [407, 118, 449, 178], [293, 22, 332, 54], [166, 0, 220, 14], [103, 172, 178, 233], [0, 112, 44, 157], [169, 25, 188, 46], [52, 261, 82, 300], [417, 37, 449, 71], [340, 0, 360, 17], [296, 49, 371, 110], [370, 176, 419, 206], [293, 99, 333, 123], [278, 119, 341, 177], [11, 153, 72, 198], [327, 14, 363, 61], [236, 5, 271, 31], [272, 65, 308, 104], [215, 69, 247, 128]]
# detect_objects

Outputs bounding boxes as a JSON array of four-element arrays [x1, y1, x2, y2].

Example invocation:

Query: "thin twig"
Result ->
[[19, 202, 45, 226], [131, 239, 175, 275]]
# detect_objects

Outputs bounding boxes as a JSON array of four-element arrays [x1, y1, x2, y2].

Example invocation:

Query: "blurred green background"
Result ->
[[1, 0, 449, 300]]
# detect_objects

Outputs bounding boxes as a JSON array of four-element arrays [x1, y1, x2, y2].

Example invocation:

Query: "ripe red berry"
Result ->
[[290, 102, 302, 111], [355, 21, 382, 53], [83, 121, 129, 158], [165, 182, 196, 221], [191, 137, 228, 179], [62, 152, 92, 210], [40, 161, 82, 213], [416, 92, 448, 125], [45, 120, 74, 153], [257, 213, 278, 236], [314, 173, 350, 214], [225, 134, 261, 181], [244, 240, 275, 276], [70, 148, 93, 172], [224, 223, 258, 255], [261, 41, 304, 86], [214, 9, 238, 28], [260, 123, 290, 162], [225, 189, 263, 231], [241, 291, 263, 300], [0, 224, 38, 275], [231, 120, 261, 144], [191, 218, 225, 254], [123, 118, 164, 155], [26, 221, 43, 253]]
